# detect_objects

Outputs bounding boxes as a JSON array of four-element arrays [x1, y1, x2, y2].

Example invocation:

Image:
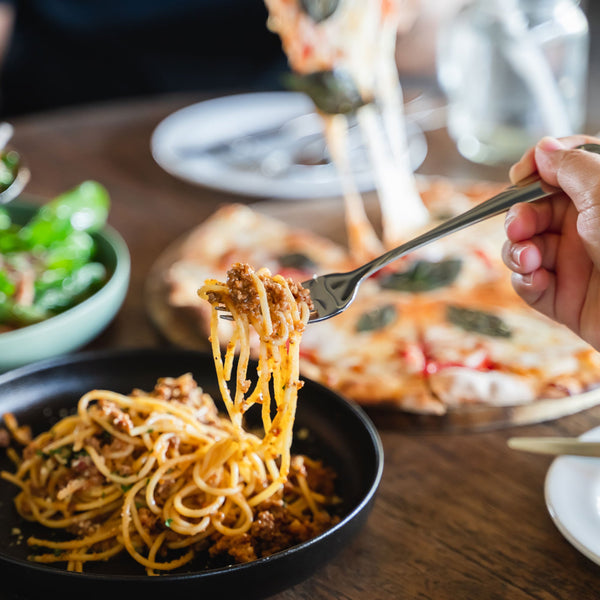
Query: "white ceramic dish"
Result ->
[[151, 91, 427, 200], [545, 425, 600, 565]]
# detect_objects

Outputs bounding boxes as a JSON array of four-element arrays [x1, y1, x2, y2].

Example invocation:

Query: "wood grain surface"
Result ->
[[7, 91, 600, 599]]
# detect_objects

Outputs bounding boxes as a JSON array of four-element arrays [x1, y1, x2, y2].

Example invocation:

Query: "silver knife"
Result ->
[[507, 437, 600, 457]]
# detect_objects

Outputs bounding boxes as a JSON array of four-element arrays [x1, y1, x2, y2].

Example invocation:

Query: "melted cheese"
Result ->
[[430, 368, 537, 407], [264, 0, 429, 259]]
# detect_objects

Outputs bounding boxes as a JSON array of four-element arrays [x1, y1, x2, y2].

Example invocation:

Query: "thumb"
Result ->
[[532, 136, 566, 186]]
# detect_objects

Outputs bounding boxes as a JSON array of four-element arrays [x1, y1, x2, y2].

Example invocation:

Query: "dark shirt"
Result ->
[[0, 0, 287, 116]]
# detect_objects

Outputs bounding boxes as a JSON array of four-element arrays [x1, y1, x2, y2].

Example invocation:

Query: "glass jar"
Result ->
[[437, 0, 589, 165]]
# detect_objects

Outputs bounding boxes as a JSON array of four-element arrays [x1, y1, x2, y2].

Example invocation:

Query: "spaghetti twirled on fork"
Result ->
[[1, 263, 338, 573]]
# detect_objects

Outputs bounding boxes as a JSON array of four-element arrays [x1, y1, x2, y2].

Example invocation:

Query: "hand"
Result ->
[[502, 134, 600, 351]]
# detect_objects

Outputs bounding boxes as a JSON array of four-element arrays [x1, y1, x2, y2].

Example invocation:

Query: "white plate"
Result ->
[[151, 91, 427, 200], [545, 425, 600, 564]]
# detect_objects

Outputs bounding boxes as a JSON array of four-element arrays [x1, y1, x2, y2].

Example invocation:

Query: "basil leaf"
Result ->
[[299, 0, 339, 22], [380, 259, 462, 292], [278, 252, 317, 271], [284, 70, 369, 115], [356, 304, 397, 332], [446, 305, 512, 338]]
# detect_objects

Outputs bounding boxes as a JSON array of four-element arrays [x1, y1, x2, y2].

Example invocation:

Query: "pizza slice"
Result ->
[[299, 292, 446, 415], [148, 203, 352, 346], [297, 214, 517, 416], [419, 295, 600, 408]]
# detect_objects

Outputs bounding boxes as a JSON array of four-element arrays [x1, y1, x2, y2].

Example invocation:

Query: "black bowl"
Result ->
[[0, 348, 383, 600]]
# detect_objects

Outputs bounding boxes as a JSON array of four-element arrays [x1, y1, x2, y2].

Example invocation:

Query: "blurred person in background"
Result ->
[[0, 0, 475, 118], [0, 0, 286, 116]]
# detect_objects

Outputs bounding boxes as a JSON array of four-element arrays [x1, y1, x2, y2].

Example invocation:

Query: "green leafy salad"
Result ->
[[0, 181, 110, 332]]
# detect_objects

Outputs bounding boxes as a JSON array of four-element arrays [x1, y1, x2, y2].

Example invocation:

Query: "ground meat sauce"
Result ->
[[25, 373, 338, 567], [209, 460, 340, 564], [210, 263, 313, 323]]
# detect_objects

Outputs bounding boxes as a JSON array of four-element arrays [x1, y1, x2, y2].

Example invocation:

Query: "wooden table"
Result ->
[[8, 93, 600, 599]]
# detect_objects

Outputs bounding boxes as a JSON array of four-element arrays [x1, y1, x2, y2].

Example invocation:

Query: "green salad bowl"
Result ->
[[0, 202, 130, 372]]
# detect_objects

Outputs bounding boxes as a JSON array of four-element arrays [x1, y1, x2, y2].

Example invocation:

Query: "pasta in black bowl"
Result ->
[[0, 348, 382, 600]]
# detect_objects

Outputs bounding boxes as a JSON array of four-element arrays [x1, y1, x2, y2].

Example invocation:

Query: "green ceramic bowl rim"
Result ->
[[0, 203, 131, 342]]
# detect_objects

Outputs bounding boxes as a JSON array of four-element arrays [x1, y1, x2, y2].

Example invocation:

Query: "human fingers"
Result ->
[[504, 202, 548, 242], [508, 146, 536, 184], [502, 239, 540, 274], [533, 140, 600, 265], [504, 197, 570, 242], [508, 134, 600, 185], [534, 135, 600, 187], [510, 268, 553, 312], [555, 150, 600, 262], [502, 232, 560, 275]]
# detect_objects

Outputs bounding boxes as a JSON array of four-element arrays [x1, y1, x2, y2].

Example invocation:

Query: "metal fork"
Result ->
[[220, 142, 600, 324]]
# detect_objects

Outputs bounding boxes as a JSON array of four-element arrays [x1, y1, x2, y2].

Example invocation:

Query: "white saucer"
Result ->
[[545, 425, 600, 565], [151, 91, 427, 200]]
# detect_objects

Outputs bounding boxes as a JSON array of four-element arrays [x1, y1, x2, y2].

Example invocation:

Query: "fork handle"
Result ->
[[358, 143, 600, 280]]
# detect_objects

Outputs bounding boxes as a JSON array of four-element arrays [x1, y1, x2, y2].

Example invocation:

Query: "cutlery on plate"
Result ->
[[219, 142, 600, 323], [174, 94, 445, 162], [507, 437, 600, 457]]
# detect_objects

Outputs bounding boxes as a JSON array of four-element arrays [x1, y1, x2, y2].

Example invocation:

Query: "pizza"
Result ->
[[146, 1, 600, 425], [145, 178, 600, 419]]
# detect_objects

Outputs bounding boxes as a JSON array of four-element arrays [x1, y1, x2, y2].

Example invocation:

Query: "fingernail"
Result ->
[[512, 272, 532, 288], [520, 272, 533, 285], [538, 137, 565, 152], [510, 244, 524, 266]]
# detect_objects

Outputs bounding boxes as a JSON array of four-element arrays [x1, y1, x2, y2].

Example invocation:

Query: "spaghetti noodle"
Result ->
[[1, 263, 339, 573]]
